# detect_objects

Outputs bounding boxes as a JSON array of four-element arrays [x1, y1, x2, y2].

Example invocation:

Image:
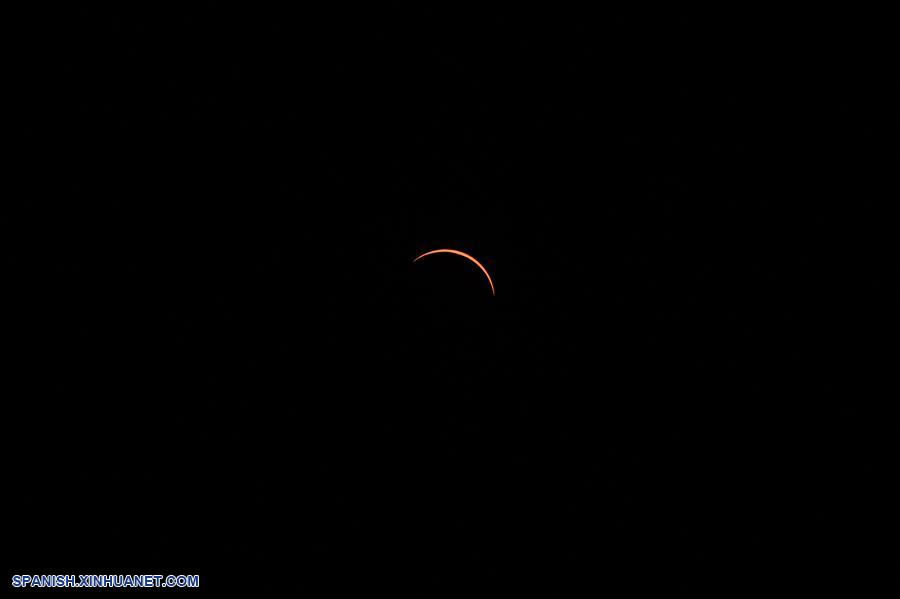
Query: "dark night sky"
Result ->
[[6, 6, 897, 595]]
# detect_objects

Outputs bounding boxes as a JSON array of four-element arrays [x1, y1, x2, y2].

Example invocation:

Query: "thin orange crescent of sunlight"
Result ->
[[413, 249, 496, 296]]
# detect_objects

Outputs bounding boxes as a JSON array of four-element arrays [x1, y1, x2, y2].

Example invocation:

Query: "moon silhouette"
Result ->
[[413, 249, 496, 296]]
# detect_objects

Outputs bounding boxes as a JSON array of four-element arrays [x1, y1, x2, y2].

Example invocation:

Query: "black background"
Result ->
[[6, 6, 897, 595]]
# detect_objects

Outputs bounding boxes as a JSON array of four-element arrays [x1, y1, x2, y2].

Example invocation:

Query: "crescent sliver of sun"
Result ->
[[413, 249, 496, 296]]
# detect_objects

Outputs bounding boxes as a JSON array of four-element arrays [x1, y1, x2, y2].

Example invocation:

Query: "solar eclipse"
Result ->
[[413, 249, 496, 296]]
